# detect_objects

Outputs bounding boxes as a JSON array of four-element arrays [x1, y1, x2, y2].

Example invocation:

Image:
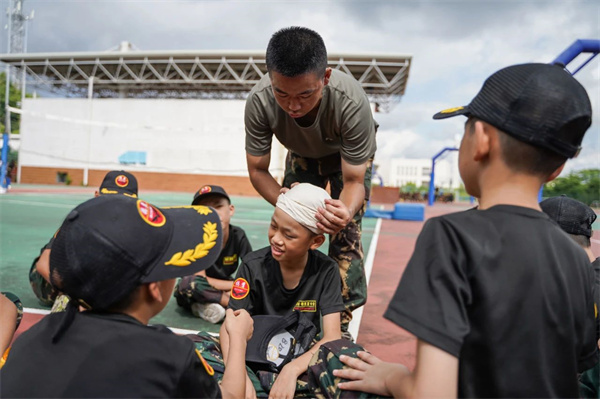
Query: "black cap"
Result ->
[[49, 195, 223, 310], [433, 63, 592, 158], [540, 195, 597, 238], [99, 170, 138, 197], [192, 185, 230, 206]]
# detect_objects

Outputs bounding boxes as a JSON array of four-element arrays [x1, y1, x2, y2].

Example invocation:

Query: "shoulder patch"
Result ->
[[195, 349, 214, 376], [231, 278, 250, 300]]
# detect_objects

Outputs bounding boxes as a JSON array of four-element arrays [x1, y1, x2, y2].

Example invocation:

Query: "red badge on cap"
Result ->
[[137, 200, 166, 227], [231, 278, 250, 300], [199, 186, 212, 195], [115, 175, 129, 187]]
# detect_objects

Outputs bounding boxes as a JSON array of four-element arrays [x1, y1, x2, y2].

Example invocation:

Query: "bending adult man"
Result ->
[[245, 26, 378, 335]]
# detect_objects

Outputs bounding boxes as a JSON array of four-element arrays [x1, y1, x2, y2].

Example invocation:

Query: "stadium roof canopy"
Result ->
[[0, 50, 412, 112]]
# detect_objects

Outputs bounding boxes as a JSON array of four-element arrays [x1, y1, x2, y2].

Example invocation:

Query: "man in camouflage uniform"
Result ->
[[245, 27, 377, 336]]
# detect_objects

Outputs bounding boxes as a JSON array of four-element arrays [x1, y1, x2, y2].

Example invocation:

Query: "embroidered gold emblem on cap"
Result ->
[[165, 221, 218, 266], [440, 106, 464, 114]]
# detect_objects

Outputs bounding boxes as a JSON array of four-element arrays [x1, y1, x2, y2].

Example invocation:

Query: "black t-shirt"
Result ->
[[1, 311, 221, 398], [205, 224, 252, 280], [229, 247, 345, 336], [384, 205, 598, 398]]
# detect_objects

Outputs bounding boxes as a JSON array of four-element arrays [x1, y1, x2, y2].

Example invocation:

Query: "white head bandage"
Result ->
[[275, 183, 331, 234]]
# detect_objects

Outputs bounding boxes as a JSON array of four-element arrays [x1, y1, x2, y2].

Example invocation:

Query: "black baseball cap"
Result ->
[[49, 195, 223, 310], [192, 185, 230, 206], [99, 170, 138, 197], [433, 63, 592, 158], [540, 195, 597, 238]]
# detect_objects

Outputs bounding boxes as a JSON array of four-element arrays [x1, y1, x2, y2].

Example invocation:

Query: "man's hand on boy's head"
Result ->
[[334, 351, 407, 397], [224, 308, 253, 341], [315, 199, 351, 235]]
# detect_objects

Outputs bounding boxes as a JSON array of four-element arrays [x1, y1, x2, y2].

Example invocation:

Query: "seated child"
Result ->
[[175, 185, 252, 323], [2, 195, 253, 398], [29, 170, 139, 308], [196, 183, 344, 398]]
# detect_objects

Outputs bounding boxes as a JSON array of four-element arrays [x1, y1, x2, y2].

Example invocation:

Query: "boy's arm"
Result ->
[[0, 294, 19, 356], [335, 339, 458, 399], [219, 309, 254, 399], [268, 312, 342, 399], [196, 270, 234, 292], [35, 248, 52, 283]]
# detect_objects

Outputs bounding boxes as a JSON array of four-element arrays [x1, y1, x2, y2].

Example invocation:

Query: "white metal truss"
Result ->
[[0, 50, 411, 112]]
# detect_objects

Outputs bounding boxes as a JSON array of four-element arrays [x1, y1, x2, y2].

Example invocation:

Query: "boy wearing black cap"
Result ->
[[330, 63, 597, 398], [540, 195, 599, 398], [1, 195, 253, 398], [29, 170, 139, 308], [175, 184, 253, 323]]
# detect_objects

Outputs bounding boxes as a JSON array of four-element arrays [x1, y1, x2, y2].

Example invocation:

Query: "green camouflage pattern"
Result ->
[[174, 275, 223, 310], [307, 339, 388, 399], [50, 294, 70, 313], [283, 152, 373, 330], [579, 360, 600, 399], [189, 332, 313, 397], [1, 292, 23, 330], [28, 260, 58, 307]]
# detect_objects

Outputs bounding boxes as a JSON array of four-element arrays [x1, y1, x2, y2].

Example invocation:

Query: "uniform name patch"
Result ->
[[223, 254, 238, 265], [294, 300, 317, 312], [231, 278, 250, 300]]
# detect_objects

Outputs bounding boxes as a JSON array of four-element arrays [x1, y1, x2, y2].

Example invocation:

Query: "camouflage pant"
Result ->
[[28, 260, 58, 307], [283, 152, 373, 330], [307, 339, 388, 399], [189, 332, 313, 397], [1, 292, 23, 330], [174, 275, 223, 310]]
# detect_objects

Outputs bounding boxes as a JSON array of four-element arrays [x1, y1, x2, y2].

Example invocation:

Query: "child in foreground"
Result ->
[[2, 195, 253, 398]]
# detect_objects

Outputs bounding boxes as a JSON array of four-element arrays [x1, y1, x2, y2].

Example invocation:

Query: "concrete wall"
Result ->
[[18, 98, 287, 183]]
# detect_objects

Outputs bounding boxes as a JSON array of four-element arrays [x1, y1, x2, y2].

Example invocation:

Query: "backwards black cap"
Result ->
[[540, 195, 597, 238], [49, 195, 222, 310], [433, 63, 592, 158], [99, 170, 138, 197]]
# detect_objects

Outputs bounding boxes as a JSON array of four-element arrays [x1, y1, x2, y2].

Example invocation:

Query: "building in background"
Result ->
[[388, 155, 460, 190]]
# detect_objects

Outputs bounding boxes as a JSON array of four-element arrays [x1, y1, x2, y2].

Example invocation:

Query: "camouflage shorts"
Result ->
[[1, 292, 23, 330], [174, 275, 223, 310], [28, 258, 58, 307], [307, 339, 389, 399], [189, 332, 314, 397], [283, 152, 374, 329]]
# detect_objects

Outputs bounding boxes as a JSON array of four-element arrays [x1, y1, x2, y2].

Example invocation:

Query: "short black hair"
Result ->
[[496, 130, 567, 178], [266, 26, 327, 78], [568, 233, 591, 249]]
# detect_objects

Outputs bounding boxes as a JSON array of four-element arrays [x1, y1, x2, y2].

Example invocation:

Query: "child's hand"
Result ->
[[224, 308, 253, 341], [268, 364, 297, 399], [333, 351, 408, 397]]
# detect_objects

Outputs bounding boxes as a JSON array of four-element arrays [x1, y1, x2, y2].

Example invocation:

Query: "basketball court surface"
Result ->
[[2, 184, 598, 368]]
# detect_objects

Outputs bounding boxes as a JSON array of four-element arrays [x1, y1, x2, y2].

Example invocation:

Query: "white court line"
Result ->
[[347, 217, 382, 341], [0, 199, 75, 208]]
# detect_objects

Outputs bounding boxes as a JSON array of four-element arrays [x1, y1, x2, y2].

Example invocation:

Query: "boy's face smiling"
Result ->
[[268, 207, 322, 264]]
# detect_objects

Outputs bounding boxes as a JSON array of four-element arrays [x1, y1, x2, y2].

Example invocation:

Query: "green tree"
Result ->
[[0, 72, 24, 134], [544, 168, 600, 206]]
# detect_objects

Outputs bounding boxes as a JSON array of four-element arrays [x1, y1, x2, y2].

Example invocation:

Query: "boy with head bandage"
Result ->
[[194, 183, 345, 398]]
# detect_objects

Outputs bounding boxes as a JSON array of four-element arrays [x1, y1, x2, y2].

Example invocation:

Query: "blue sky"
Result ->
[[1, 0, 598, 176]]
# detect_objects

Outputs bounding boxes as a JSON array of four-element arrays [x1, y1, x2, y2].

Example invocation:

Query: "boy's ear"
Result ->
[[229, 204, 235, 217], [310, 234, 326, 250], [473, 120, 491, 162], [545, 162, 566, 183], [146, 282, 163, 303]]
